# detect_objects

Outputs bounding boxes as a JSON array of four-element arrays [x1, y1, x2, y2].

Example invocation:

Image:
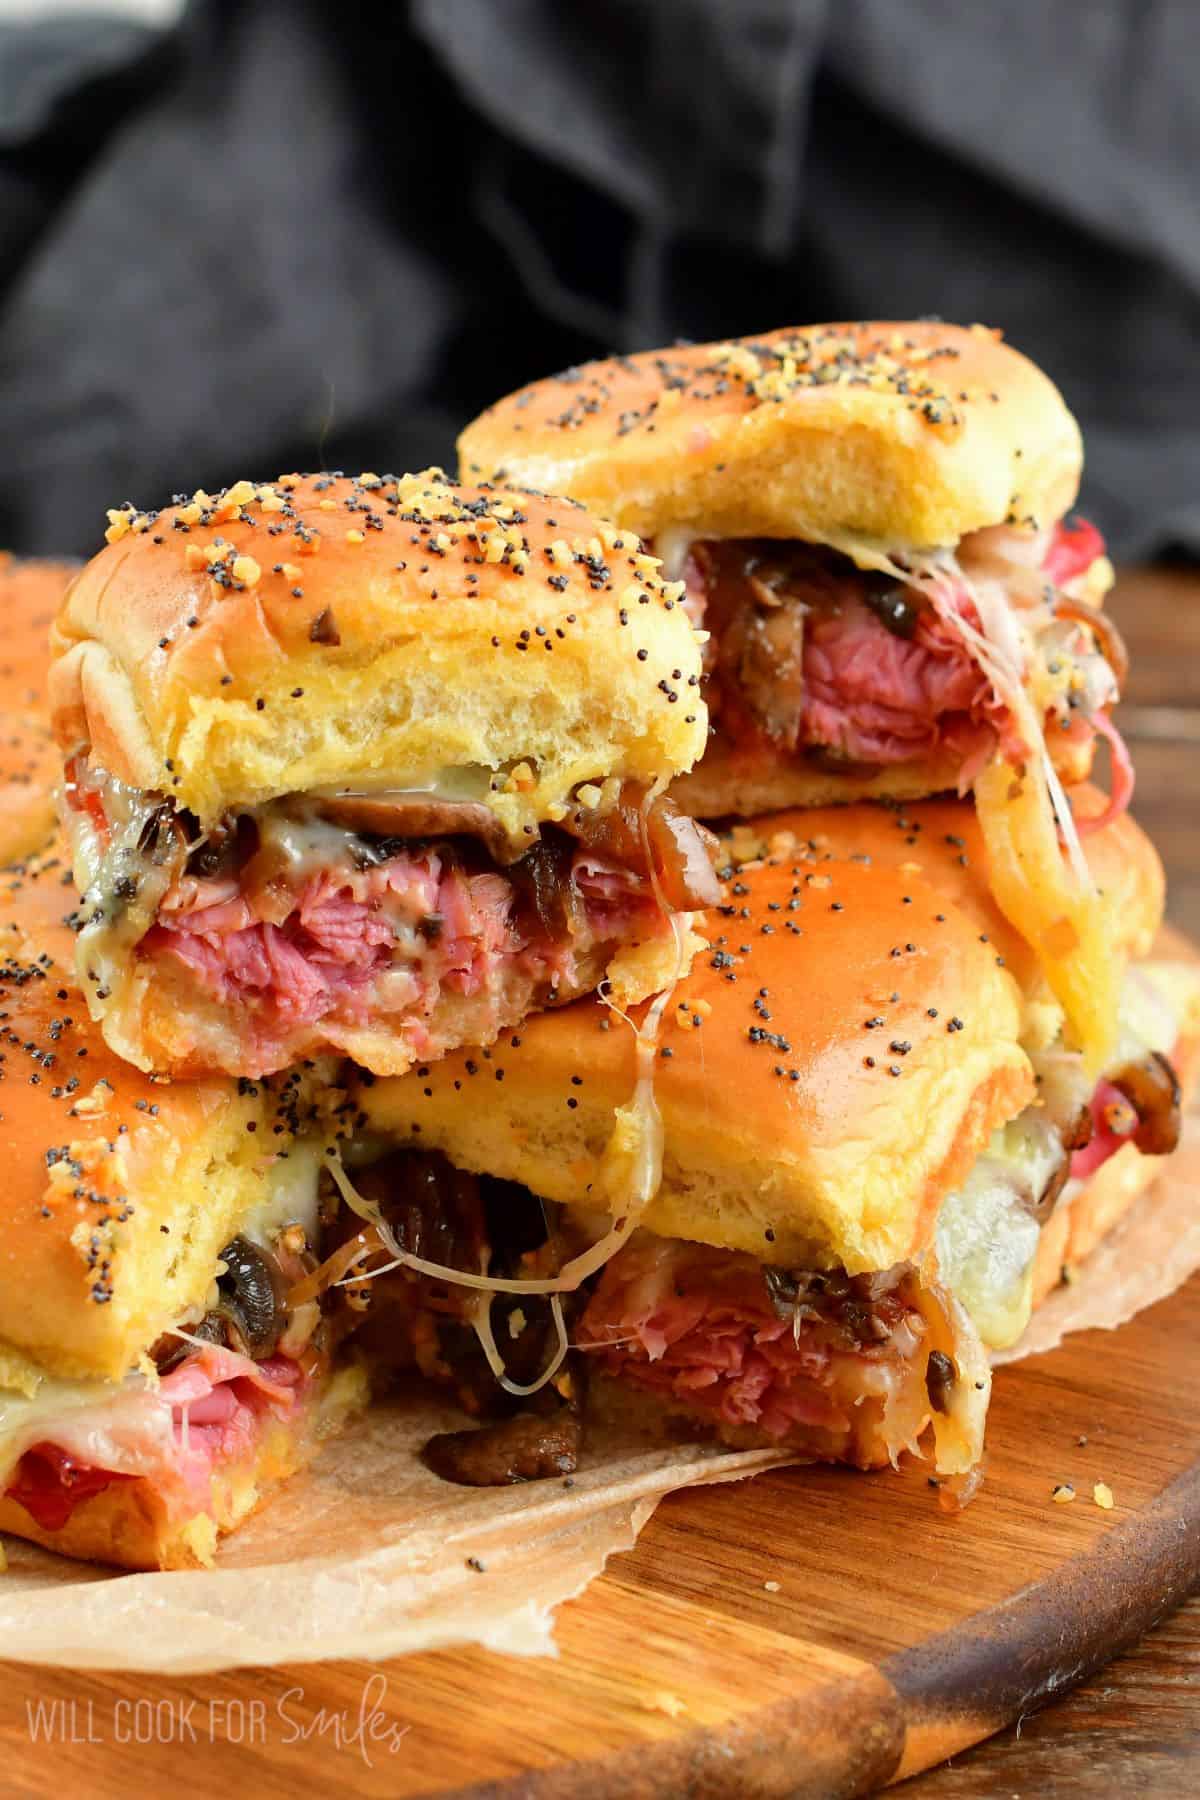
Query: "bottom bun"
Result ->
[[0, 1363, 366, 1572], [670, 729, 1095, 820]]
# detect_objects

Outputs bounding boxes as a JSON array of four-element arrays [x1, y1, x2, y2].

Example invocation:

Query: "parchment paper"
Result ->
[[0, 1397, 790, 1673], [0, 1117, 1195, 1673]]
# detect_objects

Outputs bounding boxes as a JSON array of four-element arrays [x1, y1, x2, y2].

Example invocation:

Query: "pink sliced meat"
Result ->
[[800, 596, 993, 764], [578, 1237, 917, 1444], [144, 839, 661, 1068], [4, 1346, 308, 1533], [1043, 517, 1105, 586]]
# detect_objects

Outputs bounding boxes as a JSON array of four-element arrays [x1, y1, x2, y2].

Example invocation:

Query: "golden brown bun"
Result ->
[[0, 840, 340, 1385], [0, 561, 78, 866], [0, 1366, 365, 1570], [717, 788, 1163, 1020], [671, 726, 1094, 819], [0, 710, 58, 866], [357, 839, 1034, 1274], [1031, 1030, 1200, 1309], [49, 472, 706, 832], [0, 557, 77, 712], [459, 323, 1082, 553]]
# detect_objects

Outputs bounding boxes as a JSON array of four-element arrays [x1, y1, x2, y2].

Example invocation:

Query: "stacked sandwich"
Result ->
[[0, 325, 1194, 1573], [428, 321, 1195, 1479], [1, 475, 715, 1565]]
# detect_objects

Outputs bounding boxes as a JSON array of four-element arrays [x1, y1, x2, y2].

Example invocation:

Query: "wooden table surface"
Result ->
[[0, 564, 1195, 1798]]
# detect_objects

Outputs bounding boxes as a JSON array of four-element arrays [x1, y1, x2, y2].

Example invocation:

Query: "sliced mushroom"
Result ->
[[214, 1235, 285, 1359], [1110, 1052, 1182, 1158]]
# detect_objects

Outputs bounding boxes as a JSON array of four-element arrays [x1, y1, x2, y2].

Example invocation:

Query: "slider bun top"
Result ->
[[459, 322, 1082, 555], [0, 711, 58, 867], [0, 556, 77, 712], [49, 472, 706, 832], [0, 842, 340, 1387], [357, 824, 1034, 1273], [0, 560, 79, 867], [721, 788, 1163, 1037]]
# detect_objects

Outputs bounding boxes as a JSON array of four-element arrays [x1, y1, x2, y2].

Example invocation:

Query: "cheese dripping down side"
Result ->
[[824, 532, 1117, 1075]]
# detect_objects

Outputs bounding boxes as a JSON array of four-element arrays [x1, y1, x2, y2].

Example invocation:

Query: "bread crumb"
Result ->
[[1051, 1483, 1075, 1504], [1093, 1482, 1115, 1510], [646, 1692, 687, 1718], [763, 1579, 781, 1593]]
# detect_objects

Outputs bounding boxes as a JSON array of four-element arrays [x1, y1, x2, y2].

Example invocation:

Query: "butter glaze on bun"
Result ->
[[459, 322, 1082, 553], [719, 788, 1164, 1024], [0, 556, 77, 712], [0, 560, 77, 865], [0, 711, 58, 867], [357, 840, 1034, 1273], [49, 471, 707, 834]]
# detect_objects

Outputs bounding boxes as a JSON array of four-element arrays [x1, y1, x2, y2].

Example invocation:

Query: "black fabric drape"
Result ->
[[0, 0, 1195, 558]]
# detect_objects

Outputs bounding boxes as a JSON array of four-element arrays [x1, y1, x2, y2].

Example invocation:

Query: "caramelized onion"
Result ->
[[511, 831, 585, 939], [568, 788, 719, 910]]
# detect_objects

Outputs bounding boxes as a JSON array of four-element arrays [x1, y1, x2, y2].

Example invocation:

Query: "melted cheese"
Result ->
[[307, 767, 496, 803], [0, 1368, 174, 1488], [65, 774, 181, 1036], [241, 1144, 322, 1252], [0, 1155, 323, 1482], [254, 809, 365, 879], [973, 754, 1117, 1074], [653, 528, 696, 584], [877, 543, 1112, 1071], [935, 1116, 1060, 1350]]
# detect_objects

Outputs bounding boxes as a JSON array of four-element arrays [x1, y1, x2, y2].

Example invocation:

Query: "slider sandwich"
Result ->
[[0, 555, 77, 712], [460, 323, 1129, 1070], [49, 472, 717, 1079], [0, 710, 58, 867], [333, 795, 1195, 1487], [0, 840, 364, 1569], [0, 558, 77, 865]]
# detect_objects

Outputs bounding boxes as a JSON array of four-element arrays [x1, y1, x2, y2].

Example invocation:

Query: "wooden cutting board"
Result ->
[[0, 1254, 1197, 1796]]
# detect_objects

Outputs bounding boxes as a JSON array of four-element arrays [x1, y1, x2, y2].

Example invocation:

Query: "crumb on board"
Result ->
[[1052, 1483, 1076, 1504], [763, 1579, 781, 1592], [1093, 1482, 1115, 1510], [645, 1691, 687, 1718]]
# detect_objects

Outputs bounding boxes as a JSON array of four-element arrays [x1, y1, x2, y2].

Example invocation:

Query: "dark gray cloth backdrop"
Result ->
[[0, 0, 1196, 559]]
